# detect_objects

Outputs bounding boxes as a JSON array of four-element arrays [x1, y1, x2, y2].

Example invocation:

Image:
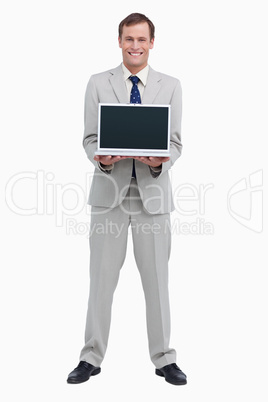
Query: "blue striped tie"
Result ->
[[129, 76, 141, 177]]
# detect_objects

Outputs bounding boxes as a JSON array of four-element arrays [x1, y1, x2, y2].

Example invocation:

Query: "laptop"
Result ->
[[95, 103, 171, 156]]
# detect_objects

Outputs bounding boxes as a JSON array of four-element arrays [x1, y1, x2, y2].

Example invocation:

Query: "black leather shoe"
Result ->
[[67, 361, 101, 384], [156, 363, 187, 385]]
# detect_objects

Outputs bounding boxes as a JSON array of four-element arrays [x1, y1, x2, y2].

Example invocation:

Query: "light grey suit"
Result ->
[[80, 64, 183, 368]]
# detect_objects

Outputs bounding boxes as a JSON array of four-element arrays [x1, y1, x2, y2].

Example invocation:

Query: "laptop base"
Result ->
[[95, 151, 171, 157]]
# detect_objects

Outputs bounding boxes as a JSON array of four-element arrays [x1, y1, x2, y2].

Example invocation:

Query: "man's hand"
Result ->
[[94, 155, 170, 168], [133, 156, 170, 168], [94, 155, 129, 165]]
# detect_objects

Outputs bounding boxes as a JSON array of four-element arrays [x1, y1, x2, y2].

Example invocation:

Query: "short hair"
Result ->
[[118, 13, 155, 40]]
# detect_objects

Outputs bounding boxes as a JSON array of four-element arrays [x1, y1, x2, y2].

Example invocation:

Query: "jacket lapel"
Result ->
[[109, 65, 128, 103], [109, 65, 162, 104], [142, 67, 162, 104]]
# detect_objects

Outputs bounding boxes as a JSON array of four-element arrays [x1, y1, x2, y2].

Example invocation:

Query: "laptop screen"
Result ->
[[98, 104, 170, 152]]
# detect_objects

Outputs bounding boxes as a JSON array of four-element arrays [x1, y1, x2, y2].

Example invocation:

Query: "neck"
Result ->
[[123, 62, 147, 75]]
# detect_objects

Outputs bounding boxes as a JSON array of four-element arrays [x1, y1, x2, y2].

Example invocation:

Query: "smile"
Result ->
[[128, 52, 143, 56]]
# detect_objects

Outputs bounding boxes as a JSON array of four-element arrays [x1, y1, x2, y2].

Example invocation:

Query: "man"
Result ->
[[67, 13, 187, 386]]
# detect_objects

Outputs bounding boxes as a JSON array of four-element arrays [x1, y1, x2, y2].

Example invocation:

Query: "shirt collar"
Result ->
[[121, 63, 149, 86]]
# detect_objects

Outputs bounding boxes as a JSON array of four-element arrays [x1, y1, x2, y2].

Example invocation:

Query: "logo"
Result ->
[[227, 170, 263, 233]]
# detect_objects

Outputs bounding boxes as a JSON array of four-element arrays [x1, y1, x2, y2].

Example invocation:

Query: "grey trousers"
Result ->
[[80, 179, 176, 369]]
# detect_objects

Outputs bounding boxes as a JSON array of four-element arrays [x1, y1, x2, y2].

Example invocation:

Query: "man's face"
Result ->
[[118, 22, 154, 74]]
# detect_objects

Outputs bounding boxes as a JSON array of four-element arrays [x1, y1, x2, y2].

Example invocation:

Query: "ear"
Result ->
[[118, 36, 122, 49], [149, 38, 154, 50]]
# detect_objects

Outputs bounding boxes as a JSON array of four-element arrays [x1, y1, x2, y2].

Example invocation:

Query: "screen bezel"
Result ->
[[97, 103, 171, 156]]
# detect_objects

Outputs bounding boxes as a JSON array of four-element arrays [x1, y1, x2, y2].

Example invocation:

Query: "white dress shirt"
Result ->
[[121, 63, 149, 101]]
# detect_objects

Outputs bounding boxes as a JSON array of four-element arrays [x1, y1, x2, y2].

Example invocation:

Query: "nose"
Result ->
[[131, 40, 140, 50]]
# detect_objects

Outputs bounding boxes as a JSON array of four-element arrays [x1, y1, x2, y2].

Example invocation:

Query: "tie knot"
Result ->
[[129, 76, 139, 85]]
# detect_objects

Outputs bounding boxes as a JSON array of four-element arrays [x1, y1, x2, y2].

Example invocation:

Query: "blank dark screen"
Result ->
[[100, 105, 169, 149]]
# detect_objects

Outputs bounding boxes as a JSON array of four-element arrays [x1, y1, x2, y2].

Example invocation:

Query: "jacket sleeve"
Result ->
[[82, 76, 114, 173], [158, 79, 183, 177]]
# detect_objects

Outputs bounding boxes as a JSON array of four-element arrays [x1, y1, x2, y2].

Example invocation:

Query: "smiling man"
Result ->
[[67, 13, 187, 386]]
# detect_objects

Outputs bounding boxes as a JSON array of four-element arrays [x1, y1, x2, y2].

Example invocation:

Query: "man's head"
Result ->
[[118, 13, 155, 74]]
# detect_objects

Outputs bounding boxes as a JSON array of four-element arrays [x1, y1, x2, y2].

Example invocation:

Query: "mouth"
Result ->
[[128, 52, 143, 57]]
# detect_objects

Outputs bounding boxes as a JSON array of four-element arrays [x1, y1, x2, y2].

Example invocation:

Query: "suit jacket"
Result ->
[[83, 64, 182, 214]]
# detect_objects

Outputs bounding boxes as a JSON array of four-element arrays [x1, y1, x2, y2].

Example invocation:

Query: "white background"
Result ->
[[1, 0, 267, 400]]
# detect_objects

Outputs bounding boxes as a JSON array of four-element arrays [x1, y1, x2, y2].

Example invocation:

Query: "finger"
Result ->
[[102, 156, 112, 163], [149, 157, 169, 162], [111, 156, 122, 162]]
